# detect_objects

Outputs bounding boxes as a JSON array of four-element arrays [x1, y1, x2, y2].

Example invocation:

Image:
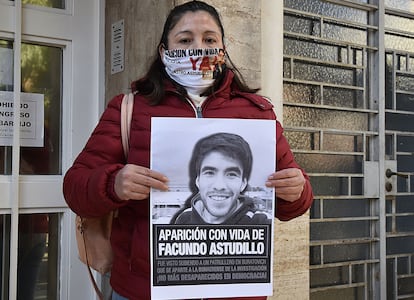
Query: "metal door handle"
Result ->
[[385, 168, 408, 179]]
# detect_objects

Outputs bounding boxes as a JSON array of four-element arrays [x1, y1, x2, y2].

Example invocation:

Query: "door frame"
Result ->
[[0, 0, 105, 299]]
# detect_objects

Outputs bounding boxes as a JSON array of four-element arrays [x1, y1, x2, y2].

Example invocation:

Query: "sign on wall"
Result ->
[[111, 19, 125, 74], [0, 91, 44, 147]]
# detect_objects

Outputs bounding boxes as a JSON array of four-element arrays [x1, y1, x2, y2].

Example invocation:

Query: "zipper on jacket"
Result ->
[[170, 90, 205, 118], [184, 96, 203, 118], [195, 105, 203, 118]]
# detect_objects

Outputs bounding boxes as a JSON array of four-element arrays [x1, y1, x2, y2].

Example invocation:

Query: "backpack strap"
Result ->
[[120, 93, 134, 158], [82, 94, 134, 300]]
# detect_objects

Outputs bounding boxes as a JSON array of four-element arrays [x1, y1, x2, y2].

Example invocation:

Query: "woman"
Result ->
[[63, 1, 314, 299]]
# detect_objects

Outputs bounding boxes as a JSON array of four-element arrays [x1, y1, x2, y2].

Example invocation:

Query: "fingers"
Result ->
[[114, 164, 169, 201], [265, 168, 305, 202], [275, 186, 304, 202], [266, 168, 304, 187]]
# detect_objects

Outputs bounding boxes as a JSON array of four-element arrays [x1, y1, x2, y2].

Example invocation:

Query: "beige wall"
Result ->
[[105, 1, 309, 299], [105, 0, 174, 99]]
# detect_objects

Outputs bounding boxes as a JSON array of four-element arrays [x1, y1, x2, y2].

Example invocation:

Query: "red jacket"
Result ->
[[63, 71, 313, 300]]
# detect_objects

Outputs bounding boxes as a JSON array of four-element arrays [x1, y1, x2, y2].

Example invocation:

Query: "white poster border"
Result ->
[[150, 117, 276, 299]]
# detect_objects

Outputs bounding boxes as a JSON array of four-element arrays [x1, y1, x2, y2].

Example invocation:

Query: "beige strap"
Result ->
[[82, 229, 105, 300], [120, 93, 134, 158], [82, 94, 133, 299]]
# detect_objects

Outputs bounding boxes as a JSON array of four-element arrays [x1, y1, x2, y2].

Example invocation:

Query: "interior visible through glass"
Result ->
[[0, 213, 60, 300], [11, 0, 65, 9], [0, 40, 63, 175]]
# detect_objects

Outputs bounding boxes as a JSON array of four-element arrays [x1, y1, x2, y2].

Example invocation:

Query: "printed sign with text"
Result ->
[[0, 91, 44, 147], [150, 117, 276, 299]]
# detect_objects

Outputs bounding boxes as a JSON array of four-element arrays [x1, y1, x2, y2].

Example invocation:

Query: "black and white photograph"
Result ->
[[150, 117, 276, 299]]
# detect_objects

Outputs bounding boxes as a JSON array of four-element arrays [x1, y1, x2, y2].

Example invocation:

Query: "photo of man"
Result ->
[[171, 132, 272, 225], [150, 117, 275, 299]]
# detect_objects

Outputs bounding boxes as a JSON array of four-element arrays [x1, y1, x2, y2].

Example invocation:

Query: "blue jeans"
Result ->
[[112, 290, 129, 300]]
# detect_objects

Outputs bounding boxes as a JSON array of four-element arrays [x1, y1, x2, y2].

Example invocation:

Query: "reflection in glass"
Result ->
[[0, 41, 62, 175], [0, 214, 59, 299], [18, 0, 65, 9], [18, 213, 59, 300]]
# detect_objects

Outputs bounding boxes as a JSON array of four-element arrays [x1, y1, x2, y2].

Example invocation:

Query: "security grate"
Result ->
[[284, 0, 414, 299]]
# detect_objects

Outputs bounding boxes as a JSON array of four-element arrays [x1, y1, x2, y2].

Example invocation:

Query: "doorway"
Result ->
[[0, 0, 103, 299]]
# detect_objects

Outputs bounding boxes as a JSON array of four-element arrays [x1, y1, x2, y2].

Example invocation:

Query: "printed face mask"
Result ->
[[162, 48, 226, 95]]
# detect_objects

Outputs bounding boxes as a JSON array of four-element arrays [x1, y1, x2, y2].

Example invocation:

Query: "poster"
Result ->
[[150, 117, 276, 299], [0, 91, 44, 147]]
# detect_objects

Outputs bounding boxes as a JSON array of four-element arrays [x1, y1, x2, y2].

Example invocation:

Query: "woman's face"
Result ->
[[166, 11, 224, 50]]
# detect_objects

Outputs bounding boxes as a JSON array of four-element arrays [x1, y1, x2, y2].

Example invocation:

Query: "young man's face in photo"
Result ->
[[196, 151, 247, 224]]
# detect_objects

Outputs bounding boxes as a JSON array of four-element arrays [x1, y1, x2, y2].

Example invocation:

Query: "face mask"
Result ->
[[162, 48, 226, 95]]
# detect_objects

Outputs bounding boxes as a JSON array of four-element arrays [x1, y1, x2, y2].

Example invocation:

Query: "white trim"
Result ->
[[60, 209, 72, 300], [61, 40, 73, 171], [98, 0, 106, 114], [66, 1, 104, 298], [18, 177, 66, 208], [21, 34, 69, 46], [10, 1, 22, 299], [374, 1, 387, 298]]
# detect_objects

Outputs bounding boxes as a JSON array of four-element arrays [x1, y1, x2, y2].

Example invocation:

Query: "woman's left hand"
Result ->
[[265, 168, 305, 202]]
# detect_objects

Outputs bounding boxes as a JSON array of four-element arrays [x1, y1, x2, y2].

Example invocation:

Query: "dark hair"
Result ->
[[131, 0, 259, 104], [188, 132, 253, 194]]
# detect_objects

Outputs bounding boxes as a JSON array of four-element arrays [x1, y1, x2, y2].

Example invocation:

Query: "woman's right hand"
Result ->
[[114, 164, 169, 201]]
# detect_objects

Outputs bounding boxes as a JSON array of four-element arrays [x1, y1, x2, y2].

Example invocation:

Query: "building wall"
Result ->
[[105, 1, 309, 299], [105, 0, 173, 99]]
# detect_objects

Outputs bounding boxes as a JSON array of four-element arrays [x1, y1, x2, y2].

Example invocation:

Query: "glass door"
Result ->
[[0, 39, 63, 299], [0, 1, 103, 299]]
